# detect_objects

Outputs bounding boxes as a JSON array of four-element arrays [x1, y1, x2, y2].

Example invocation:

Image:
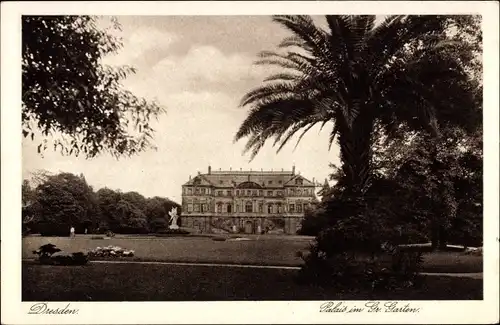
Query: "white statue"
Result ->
[[168, 207, 180, 229]]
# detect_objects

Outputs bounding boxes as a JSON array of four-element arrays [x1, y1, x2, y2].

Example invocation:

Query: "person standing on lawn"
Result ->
[[70, 226, 75, 238]]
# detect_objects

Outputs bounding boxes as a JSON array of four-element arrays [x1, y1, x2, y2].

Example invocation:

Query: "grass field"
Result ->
[[22, 262, 483, 301], [23, 235, 311, 266], [23, 235, 483, 272]]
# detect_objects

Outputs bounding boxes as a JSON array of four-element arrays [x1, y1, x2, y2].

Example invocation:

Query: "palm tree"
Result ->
[[235, 15, 481, 197]]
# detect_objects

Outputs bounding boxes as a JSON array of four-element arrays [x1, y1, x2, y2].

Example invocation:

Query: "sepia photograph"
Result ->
[[2, 1, 499, 324]]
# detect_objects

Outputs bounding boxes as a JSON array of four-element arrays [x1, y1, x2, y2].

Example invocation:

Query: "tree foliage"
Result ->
[[23, 171, 180, 235], [22, 16, 165, 158], [372, 126, 483, 248], [236, 15, 481, 197], [246, 15, 483, 287], [32, 173, 95, 235]]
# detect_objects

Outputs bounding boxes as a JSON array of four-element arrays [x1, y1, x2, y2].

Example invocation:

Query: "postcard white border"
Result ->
[[2, 1, 499, 324]]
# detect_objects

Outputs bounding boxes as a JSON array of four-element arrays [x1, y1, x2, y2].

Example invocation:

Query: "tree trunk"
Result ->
[[337, 114, 375, 197], [431, 222, 440, 250], [438, 224, 448, 249]]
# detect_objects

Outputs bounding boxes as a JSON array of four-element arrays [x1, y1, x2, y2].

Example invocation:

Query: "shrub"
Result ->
[[297, 194, 425, 292], [149, 218, 169, 233], [32, 244, 88, 265], [155, 228, 190, 236], [297, 207, 330, 236], [51, 251, 89, 265], [116, 226, 149, 234], [32, 243, 61, 258]]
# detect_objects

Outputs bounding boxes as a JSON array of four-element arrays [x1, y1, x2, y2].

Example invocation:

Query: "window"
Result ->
[[217, 191, 222, 196], [297, 189, 302, 196], [277, 191, 283, 197], [278, 204, 283, 213], [227, 204, 232, 213], [267, 204, 273, 214], [267, 191, 273, 197], [297, 204, 302, 213], [226, 190, 231, 196], [220, 180, 224, 184], [194, 203, 200, 212], [217, 203, 222, 213], [236, 190, 239, 196], [247, 190, 251, 196], [289, 204, 295, 213], [295, 179, 303, 185], [195, 188, 200, 194], [202, 204, 208, 212], [259, 190, 263, 196], [245, 201, 253, 213], [236, 205, 240, 212], [201, 188, 206, 195], [258, 204, 263, 213], [188, 188, 192, 195], [187, 204, 193, 212], [252, 190, 257, 196], [278, 180, 282, 184], [268, 180, 273, 185]]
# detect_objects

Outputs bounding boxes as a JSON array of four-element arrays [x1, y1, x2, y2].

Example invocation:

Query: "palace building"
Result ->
[[181, 166, 318, 235]]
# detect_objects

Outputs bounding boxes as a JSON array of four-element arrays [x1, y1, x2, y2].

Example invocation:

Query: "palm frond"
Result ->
[[278, 35, 308, 49], [273, 15, 328, 55], [263, 72, 300, 83]]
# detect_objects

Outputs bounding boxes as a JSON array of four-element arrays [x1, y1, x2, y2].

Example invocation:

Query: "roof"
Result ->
[[183, 169, 315, 188]]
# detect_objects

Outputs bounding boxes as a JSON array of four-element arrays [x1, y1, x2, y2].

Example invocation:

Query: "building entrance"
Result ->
[[244, 221, 253, 234]]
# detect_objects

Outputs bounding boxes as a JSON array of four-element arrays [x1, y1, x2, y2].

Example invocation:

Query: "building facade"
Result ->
[[181, 166, 317, 235]]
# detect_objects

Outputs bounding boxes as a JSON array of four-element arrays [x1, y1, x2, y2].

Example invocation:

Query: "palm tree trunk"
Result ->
[[338, 116, 375, 197]]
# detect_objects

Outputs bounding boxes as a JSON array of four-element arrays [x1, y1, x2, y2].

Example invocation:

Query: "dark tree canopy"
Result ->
[[22, 16, 165, 158], [235, 15, 482, 196], [23, 172, 180, 235]]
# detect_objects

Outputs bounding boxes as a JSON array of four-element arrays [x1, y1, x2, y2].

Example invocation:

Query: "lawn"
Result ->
[[23, 235, 483, 272], [22, 262, 483, 301], [23, 235, 311, 266]]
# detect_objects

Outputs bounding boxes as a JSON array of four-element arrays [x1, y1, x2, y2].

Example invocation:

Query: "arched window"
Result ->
[[227, 204, 232, 213], [267, 204, 273, 214], [245, 201, 253, 213], [217, 202, 222, 213]]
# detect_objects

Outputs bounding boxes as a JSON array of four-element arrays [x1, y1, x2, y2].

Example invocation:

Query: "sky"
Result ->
[[21, 15, 374, 202]]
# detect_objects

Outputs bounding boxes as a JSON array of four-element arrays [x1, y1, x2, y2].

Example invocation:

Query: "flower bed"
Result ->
[[88, 245, 135, 258]]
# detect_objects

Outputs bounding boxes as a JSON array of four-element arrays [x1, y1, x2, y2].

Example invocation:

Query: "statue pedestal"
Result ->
[[169, 224, 179, 230]]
